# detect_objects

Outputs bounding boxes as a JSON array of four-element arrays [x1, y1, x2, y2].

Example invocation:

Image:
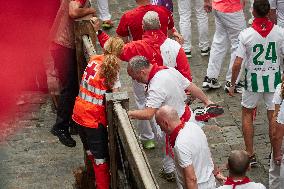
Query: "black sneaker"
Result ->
[[249, 154, 258, 167], [51, 126, 76, 147], [202, 76, 221, 89], [201, 47, 210, 56], [185, 51, 192, 58], [224, 81, 244, 93]]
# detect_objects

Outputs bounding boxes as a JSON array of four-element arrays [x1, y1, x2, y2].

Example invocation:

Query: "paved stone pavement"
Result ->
[[0, 0, 270, 188]]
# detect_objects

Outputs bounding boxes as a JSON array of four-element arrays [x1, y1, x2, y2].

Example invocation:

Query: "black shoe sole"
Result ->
[[51, 128, 76, 148]]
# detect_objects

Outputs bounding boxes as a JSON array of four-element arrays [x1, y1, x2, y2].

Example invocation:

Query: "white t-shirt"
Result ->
[[273, 83, 284, 124], [217, 182, 266, 189], [145, 67, 190, 117], [174, 122, 214, 189], [236, 25, 284, 92]]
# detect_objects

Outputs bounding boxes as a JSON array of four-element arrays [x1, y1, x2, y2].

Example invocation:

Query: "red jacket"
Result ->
[[98, 30, 192, 81]]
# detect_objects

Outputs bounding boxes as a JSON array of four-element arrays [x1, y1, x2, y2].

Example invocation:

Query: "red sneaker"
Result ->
[[194, 104, 224, 122]]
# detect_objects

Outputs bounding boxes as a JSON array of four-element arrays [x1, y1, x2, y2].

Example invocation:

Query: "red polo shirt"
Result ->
[[116, 4, 174, 41]]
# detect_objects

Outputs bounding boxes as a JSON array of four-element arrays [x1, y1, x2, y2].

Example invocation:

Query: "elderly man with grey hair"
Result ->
[[127, 55, 223, 182], [95, 10, 192, 165]]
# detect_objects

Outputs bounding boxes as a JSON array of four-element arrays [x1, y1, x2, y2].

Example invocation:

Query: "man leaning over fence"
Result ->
[[94, 11, 191, 152], [155, 105, 226, 189], [127, 56, 223, 182]]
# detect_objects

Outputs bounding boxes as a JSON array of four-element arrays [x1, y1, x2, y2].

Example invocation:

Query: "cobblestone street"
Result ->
[[0, 0, 270, 188]]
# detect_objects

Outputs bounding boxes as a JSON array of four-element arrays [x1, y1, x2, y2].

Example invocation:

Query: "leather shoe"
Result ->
[[51, 126, 76, 147]]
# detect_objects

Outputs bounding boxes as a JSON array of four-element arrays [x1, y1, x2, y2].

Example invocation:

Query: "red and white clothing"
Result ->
[[146, 67, 190, 117], [206, 10, 246, 82], [173, 122, 215, 189], [205, 0, 246, 83], [145, 65, 192, 173], [217, 180, 266, 189], [98, 30, 192, 81], [116, 4, 174, 41], [98, 30, 191, 142]]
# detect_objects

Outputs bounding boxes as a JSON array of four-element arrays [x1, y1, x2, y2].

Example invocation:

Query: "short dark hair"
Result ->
[[253, 0, 270, 17], [228, 150, 250, 176]]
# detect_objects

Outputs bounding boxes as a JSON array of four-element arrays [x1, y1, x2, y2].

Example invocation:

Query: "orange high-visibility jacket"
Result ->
[[72, 55, 108, 128]]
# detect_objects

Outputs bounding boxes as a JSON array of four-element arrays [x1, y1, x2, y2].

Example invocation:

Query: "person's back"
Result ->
[[174, 122, 214, 188], [116, 4, 174, 41], [218, 150, 266, 189], [217, 182, 266, 189], [237, 23, 284, 93], [146, 67, 189, 117]]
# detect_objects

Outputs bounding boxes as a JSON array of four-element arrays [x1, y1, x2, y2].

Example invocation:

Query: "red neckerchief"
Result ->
[[225, 177, 251, 189], [169, 122, 185, 148], [165, 106, 191, 157], [180, 105, 191, 123], [147, 64, 168, 84], [252, 17, 274, 38]]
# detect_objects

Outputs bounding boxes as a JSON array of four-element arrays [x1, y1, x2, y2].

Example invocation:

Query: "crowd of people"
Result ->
[[48, 0, 284, 188]]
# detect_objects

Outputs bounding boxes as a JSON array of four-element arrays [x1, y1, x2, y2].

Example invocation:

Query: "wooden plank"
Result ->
[[74, 19, 97, 85], [106, 96, 118, 189], [114, 103, 159, 189]]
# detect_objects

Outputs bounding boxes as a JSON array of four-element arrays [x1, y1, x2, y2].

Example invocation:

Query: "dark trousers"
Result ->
[[51, 43, 79, 130], [77, 123, 109, 160]]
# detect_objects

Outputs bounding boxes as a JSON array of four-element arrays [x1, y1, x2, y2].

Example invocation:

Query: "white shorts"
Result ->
[[241, 90, 275, 110]]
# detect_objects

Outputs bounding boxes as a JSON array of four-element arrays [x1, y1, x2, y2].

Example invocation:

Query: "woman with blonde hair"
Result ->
[[72, 36, 124, 189]]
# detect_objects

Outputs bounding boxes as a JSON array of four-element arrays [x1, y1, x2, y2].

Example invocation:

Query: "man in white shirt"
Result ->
[[127, 55, 222, 182], [155, 105, 225, 189], [228, 0, 284, 166], [217, 150, 266, 189]]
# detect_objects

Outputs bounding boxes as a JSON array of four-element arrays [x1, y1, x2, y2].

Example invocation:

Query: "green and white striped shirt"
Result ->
[[236, 25, 284, 92]]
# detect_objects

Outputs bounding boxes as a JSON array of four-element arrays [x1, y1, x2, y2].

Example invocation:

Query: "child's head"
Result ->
[[227, 150, 250, 177], [253, 0, 270, 18], [100, 37, 124, 89]]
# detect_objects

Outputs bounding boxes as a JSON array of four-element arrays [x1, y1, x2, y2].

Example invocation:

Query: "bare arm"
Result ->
[[272, 105, 284, 165], [183, 165, 198, 189], [128, 107, 158, 120], [69, 1, 96, 19], [168, 28, 184, 45], [228, 56, 243, 96], [185, 83, 213, 106]]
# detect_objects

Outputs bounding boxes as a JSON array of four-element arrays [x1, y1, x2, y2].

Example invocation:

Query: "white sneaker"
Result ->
[[202, 76, 221, 89]]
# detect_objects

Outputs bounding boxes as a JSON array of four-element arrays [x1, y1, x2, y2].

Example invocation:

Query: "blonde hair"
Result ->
[[100, 37, 124, 89]]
